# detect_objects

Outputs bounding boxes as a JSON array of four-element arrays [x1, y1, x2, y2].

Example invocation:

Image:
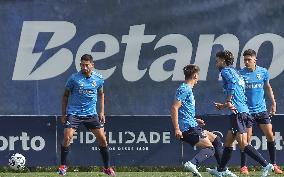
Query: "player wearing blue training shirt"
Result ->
[[171, 64, 224, 177], [207, 50, 273, 177], [239, 49, 282, 174], [58, 54, 116, 176]]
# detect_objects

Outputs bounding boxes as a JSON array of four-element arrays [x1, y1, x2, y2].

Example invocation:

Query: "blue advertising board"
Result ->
[[0, 115, 283, 166], [182, 115, 284, 166], [57, 116, 181, 166], [0, 116, 57, 166]]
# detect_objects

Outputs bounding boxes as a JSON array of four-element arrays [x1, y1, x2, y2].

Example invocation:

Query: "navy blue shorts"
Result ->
[[64, 115, 104, 130], [246, 111, 271, 128], [181, 126, 207, 146], [229, 113, 248, 135]]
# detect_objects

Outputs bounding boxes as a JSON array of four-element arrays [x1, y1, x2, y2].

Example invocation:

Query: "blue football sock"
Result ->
[[244, 145, 268, 167], [218, 147, 233, 171], [240, 150, 247, 167], [267, 141, 276, 164], [212, 136, 223, 166]]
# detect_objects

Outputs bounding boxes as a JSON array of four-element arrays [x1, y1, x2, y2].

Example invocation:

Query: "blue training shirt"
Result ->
[[239, 66, 268, 113], [175, 83, 198, 132], [220, 66, 249, 113], [65, 71, 104, 116]]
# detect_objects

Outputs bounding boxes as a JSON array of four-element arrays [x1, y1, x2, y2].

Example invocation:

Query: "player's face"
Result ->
[[244, 55, 256, 70], [194, 72, 199, 85], [80, 60, 94, 75], [216, 57, 225, 70]]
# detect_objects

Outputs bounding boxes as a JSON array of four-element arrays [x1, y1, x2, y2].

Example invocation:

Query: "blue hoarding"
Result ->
[[56, 116, 181, 166], [0, 116, 57, 166], [1, 115, 283, 166]]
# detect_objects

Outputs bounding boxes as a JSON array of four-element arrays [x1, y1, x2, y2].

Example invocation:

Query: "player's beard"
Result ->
[[81, 69, 92, 76]]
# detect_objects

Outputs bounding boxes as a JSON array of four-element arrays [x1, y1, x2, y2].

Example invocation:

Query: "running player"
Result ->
[[171, 64, 224, 177]]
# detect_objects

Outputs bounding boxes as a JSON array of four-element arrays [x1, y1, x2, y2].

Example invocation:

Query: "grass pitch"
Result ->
[[0, 171, 280, 177]]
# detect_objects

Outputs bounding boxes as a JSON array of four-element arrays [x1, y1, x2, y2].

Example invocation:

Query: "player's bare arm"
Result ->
[[171, 100, 183, 139], [214, 95, 236, 113], [98, 87, 105, 123], [265, 82, 276, 115], [61, 89, 70, 124]]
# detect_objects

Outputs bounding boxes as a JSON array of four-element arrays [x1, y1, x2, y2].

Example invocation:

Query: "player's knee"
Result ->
[[98, 141, 108, 147], [63, 135, 73, 146], [224, 141, 233, 147], [266, 135, 274, 142], [97, 138, 108, 147], [239, 142, 248, 151], [208, 133, 217, 142]]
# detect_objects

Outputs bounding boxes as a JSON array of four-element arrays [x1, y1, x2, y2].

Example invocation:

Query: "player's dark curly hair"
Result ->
[[81, 54, 93, 62], [183, 64, 200, 80], [243, 49, 256, 57], [216, 50, 234, 66]]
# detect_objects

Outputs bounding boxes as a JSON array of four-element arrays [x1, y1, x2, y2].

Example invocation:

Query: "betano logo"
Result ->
[[13, 21, 284, 81]]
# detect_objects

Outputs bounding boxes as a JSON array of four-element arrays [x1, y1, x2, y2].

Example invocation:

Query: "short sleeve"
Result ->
[[263, 68, 269, 84], [175, 86, 190, 102], [97, 76, 104, 90], [221, 69, 237, 94], [65, 75, 74, 91]]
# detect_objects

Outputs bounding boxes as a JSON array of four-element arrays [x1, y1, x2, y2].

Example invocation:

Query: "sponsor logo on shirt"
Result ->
[[245, 83, 263, 89]]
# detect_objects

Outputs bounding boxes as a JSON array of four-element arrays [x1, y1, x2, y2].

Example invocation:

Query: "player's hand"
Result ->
[[99, 112, 106, 123], [196, 118, 205, 127], [226, 102, 237, 114], [270, 102, 276, 115], [61, 115, 67, 124], [175, 129, 183, 139], [214, 102, 225, 110]]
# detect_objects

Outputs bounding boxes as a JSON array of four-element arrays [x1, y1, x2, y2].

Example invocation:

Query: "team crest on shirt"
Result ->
[[256, 74, 262, 80], [92, 81, 96, 87]]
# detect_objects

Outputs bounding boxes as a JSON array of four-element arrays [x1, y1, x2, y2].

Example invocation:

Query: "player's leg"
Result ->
[[235, 113, 273, 177], [240, 116, 253, 174], [214, 113, 249, 176], [61, 128, 76, 165], [182, 127, 215, 177], [59, 115, 79, 175], [86, 116, 115, 176], [237, 131, 274, 177], [217, 130, 235, 171], [91, 127, 115, 176], [206, 130, 237, 177], [258, 112, 282, 174], [192, 136, 215, 166], [91, 127, 109, 165], [206, 130, 223, 166]]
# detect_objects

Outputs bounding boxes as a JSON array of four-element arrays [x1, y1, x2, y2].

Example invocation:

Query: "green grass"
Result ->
[[0, 171, 281, 177]]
